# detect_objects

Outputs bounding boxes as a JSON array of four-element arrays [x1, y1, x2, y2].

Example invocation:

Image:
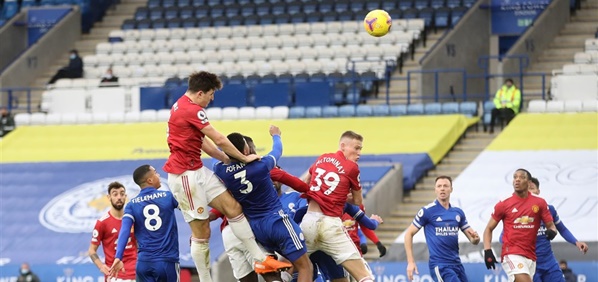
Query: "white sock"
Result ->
[[228, 213, 267, 262], [191, 238, 212, 282], [281, 271, 293, 282], [358, 277, 374, 282]]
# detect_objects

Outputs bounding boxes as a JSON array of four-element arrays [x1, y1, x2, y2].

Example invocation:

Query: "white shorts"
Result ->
[[168, 166, 227, 222], [299, 211, 361, 265], [222, 225, 254, 279], [501, 254, 536, 282], [108, 278, 135, 282]]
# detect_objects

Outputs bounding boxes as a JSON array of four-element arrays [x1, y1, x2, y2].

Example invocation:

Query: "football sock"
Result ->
[[228, 213, 267, 262], [191, 237, 212, 282]]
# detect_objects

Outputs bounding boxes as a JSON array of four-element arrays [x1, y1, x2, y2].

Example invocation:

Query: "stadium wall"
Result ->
[[502, 0, 570, 79], [363, 164, 403, 219], [0, 6, 80, 89], [0, 13, 27, 75], [420, 0, 490, 100]]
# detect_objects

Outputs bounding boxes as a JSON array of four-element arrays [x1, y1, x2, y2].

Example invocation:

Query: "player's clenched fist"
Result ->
[[269, 125, 281, 136]]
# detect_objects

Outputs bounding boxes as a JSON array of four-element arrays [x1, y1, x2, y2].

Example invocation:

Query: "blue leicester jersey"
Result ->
[[412, 200, 470, 267], [214, 135, 283, 220], [279, 191, 307, 219], [117, 188, 180, 263]]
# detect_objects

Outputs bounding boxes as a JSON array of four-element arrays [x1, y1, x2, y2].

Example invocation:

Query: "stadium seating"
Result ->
[[18, 101, 485, 125], [550, 38, 598, 101]]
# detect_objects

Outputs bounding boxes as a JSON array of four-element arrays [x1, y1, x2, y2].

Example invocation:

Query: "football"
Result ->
[[363, 9, 392, 37]]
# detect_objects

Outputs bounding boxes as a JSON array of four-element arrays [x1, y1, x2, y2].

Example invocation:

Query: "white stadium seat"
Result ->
[[60, 113, 77, 124], [545, 101, 565, 113], [221, 107, 239, 120], [156, 109, 171, 122], [527, 100, 546, 113], [14, 113, 31, 126], [582, 100, 598, 112], [76, 113, 93, 124], [124, 112, 141, 123], [563, 100, 583, 112], [272, 106, 289, 119], [255, 106, 273, 119], [205, 107, 222, 120], [238, 107, 256, 120], [140, 109, 157, 122], [92, 113, 109, 124]]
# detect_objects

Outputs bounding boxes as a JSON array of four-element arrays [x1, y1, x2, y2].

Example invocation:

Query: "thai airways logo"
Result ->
[[39, 175, 169, 233]]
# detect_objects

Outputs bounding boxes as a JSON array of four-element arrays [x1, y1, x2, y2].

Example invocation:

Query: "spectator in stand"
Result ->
[[0, 107, 15, 137], [16, 263, 40, 282], [559, 260, 577, 282], [100, 67, 119, 87], [48, 49, 83, 85], [488, 78, 521, 133]]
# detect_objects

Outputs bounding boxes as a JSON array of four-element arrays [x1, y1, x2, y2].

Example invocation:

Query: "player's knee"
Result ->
[[189, 219, 211, 239], [213, 193, 243, 217]]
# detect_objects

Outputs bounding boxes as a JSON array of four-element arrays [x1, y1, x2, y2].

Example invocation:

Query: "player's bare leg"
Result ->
[[290, 254, 313, 282], [341, 259, 374, 282], [209, 192, 292, 273], [188, 219, 213, 282], [332, 278, 349, 282], [513, 274, 533, 282]]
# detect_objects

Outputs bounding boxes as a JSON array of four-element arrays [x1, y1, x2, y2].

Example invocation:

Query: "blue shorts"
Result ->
[[430, 264, 467, 282], [249, 211, 307, 262], [136, 261, 180, 282], [534, 261, 565, 282], [310, 250, 345, 280]]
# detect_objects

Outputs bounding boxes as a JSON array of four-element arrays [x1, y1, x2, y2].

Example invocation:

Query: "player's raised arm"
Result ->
[[265, 125, 283, 168], [201, 125, 258, 163], [202, 138, 230, 164]]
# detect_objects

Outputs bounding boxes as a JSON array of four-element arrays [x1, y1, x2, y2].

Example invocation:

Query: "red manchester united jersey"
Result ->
[[91, 211, 137, 280], [305, 151, 361, 217], [491, 192, 553, 261], [163, 95, 211, 174]]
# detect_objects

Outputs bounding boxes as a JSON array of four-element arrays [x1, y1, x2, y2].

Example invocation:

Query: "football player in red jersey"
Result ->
[[483, 169, 557, 282], [300, 131, 374, 282], [88, 182, 137, 282], [163, 71, 290, 281]]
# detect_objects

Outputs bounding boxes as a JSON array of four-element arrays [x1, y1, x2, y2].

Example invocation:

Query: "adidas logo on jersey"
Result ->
[[436, 217, 442, 221], [512, 208, 518, 213], [112, 228, 118, 233]]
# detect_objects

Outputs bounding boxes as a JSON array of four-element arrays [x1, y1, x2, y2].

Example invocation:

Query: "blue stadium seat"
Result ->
[[382, 1, 398, 10], [289, 106, 306, 118], [459, 101, 477, 116], [275, 14, 291, 24], [252, 83, 291, 107], [222, 0, 236, 5], [387, 8, 402, 21], [167, 85, 188, 107], [213, 17, 227, 27], [306, 12, 322, 23], [372, 104, 390, 116], [399, 0, 414, 10], [194, 6, 209, 18], [356, 105, 373, 117], [441, 102, 460, 114], [136, 19, 152, 29], [294, 73, 310, 83], [424, 103, 442, 115], [149, 7, 164, 21], [240, 3, 256, 16], [322, 106, 339, 118], [451, 6, 468, 25], [259, 14, 276, 25], [435, 7, 451, 28], [256, 2, 271, 16], [407, 104, 425, 115], [305, 106, 323, 118], [134, 7, 149, 20], [182, 18, 197, 28], [225, 4, 240, 17], [431, 0, 446, 8], [446, 0, 461, 8], [303, 1, 318, 14], [121, 19, 136, 29], [349, 1, 364, 12], [207, 0, 220, 6], [291, 12, 307, 23], [210, 4, 226, 17], [179, 8, 193, 19], [294, 82, 332, 107], [277, 73, 294, 84], [177, 0, 192, 8], [140, 87, 168, 110], [419, 7, 435, 27], [164, 7, 179, 20], [310, 72, 327, 83], [198, 18, 212, 27], [483, 100, 494, 113], [365, 0, 381, 11], [286, 2, 301, 14], [229, 15, 244, 25], [322, 11, 338, 21], [402, 8, 419, 19], [415, 0, 430, 9], [261, 74, 277, 84], [147, 0, 161, 8], [152, 19, 167, 28], [319, 1, 334, 13], [339, 105, 356, 117], [212, 84, 248, 107], [334, 0, 350, 12], [228, 75, 245, 84], [163, 0, 176, 8], [463, 0, 476, 7], [244, 15, 259, 25], [338, 10, 355, 21], [191, 0, 204, 6]]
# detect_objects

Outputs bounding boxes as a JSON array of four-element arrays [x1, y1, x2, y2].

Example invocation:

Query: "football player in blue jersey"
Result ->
[[110, 165, 181, 281], [214, 126, 314, 282], [404, 176, 480, 282], [518, 177, 588, 282]]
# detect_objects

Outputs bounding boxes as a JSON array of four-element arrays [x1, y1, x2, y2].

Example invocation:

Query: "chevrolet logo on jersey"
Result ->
[[513, 216, 535, 228]]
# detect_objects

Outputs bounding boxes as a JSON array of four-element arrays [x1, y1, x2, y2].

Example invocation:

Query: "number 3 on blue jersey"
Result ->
[[234, 170, 254, 194]]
